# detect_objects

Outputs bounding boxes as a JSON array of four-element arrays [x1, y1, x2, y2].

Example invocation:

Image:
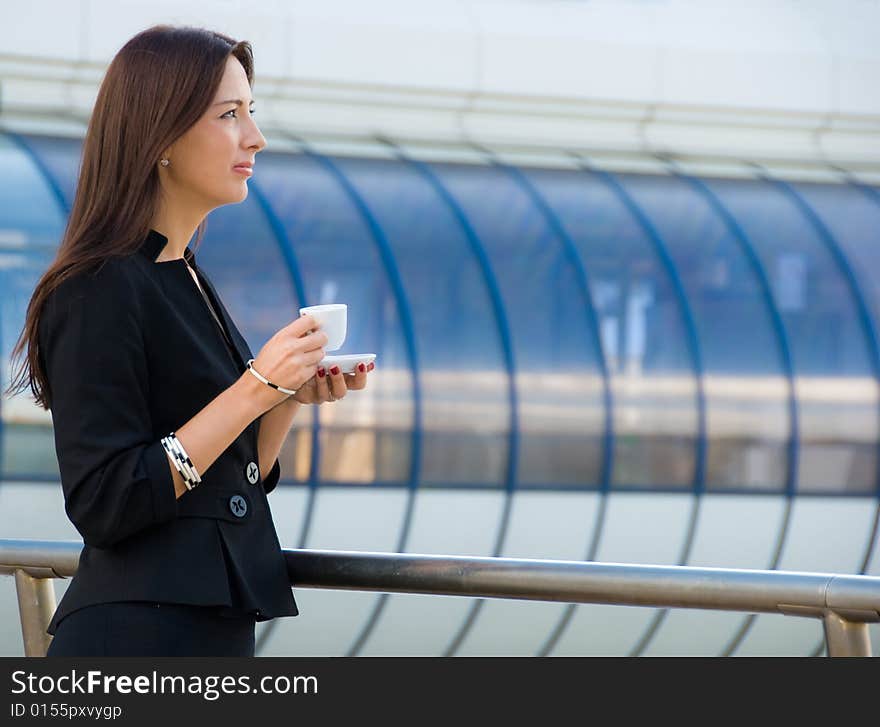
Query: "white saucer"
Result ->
[[320, 353, 377, 374]]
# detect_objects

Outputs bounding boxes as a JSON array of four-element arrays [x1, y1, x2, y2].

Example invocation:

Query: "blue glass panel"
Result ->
[[791, 181, 880, 347], [618, 172, 789, 493], [332, 156, 506, 487], [6, 132, 878, 502], [0, 133, 67, 479], [256, 152, 413, 485], [195, 185, 295, 358], [524, 168, 698, 489], [783, 179, 880, 495], [14, 133, 83, 208], [432, 161, 601, 488], [706, 177, 875, 494]]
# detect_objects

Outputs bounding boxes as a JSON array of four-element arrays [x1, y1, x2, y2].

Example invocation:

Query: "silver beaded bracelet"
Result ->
[[245, 358, 298, 396], [161, 432, 202, 490]]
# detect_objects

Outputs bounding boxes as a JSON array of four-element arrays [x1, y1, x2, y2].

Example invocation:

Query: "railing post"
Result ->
[[822, 611, 872, 657], [14, 569, 56, 657]]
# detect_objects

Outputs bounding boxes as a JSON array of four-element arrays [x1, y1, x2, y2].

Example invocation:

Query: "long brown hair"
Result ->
[[4, 24, 255, 410]]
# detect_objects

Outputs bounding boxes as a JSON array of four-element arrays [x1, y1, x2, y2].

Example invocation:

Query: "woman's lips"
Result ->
[[233, 165, 253, 176]]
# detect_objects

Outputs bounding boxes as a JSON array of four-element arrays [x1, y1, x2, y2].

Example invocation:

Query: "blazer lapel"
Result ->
[[136, 228, 253, 376], [192, 268, 253, 372]]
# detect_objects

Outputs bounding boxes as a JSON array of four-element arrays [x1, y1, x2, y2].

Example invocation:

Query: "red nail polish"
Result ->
[[358, 362, 366, 373], [318, 368, 326, 377], [330, 365, 340, 376], [367, 362, 374, 371]]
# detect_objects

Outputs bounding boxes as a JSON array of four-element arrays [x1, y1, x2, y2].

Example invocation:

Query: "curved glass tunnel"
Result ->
[[1, 132, 879, 656]]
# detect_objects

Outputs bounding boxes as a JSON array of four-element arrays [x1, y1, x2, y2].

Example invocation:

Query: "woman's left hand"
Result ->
[[292, 361, 374, 405]]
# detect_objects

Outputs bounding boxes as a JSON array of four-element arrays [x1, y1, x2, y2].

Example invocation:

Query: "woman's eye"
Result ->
[[221, 108, 256, 119]]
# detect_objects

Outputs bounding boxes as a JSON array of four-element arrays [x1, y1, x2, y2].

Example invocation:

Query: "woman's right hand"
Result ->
[[247, 314, 328, 414]]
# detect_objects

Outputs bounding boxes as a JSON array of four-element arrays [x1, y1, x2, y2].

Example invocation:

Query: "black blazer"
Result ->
[[39, 228, 299, 635]]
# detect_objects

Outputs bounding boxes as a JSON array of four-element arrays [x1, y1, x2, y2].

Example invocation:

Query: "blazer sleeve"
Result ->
[[40, 261, 178, 549]]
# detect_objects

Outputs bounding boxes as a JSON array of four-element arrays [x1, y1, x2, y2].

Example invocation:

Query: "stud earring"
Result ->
[[160, 158, 170, 167]]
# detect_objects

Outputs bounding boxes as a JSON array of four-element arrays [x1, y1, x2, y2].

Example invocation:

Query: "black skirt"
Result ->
[[45, 601, 256, 657]]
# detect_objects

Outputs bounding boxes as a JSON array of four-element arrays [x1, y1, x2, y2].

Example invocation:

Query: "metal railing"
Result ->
[[2, 538, 878, 657]]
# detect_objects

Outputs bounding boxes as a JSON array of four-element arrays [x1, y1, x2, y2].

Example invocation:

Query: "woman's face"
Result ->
[[160, 55, 266, 210]]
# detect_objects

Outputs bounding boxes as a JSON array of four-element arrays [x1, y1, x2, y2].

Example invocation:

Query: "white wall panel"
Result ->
[[6, 2, 83, 59], [473, 1, 662, 104], [4, 1, 879, 163], [837, 56, 880, 117], [85, 0, 293, 74], [299, 487, 410, 552], [674, 494, 788, 569], [662, 48, 832, 113], [805, 0, 880, 116], [773, 497, 875, 573], [288, 0, 476, 91], [658, 0, 833, 113], [594, 492, 694, 564]]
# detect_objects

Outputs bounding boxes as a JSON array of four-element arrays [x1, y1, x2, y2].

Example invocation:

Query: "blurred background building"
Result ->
[[1, 0, 879, 655]]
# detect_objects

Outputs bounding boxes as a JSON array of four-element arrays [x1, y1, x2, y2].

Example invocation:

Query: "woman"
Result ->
[[4, 24, 374, 656]]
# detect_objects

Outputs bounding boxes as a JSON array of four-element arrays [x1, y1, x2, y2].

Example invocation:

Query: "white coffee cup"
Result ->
[[299, 303, 347, 351]]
